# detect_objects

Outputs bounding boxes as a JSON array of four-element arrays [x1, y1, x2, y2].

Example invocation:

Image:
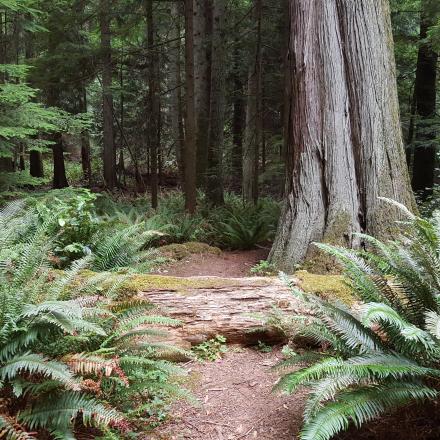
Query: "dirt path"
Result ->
[[149, 250, 305, 440], [157, 248, 269, 278], [153, 348, 305, 440]]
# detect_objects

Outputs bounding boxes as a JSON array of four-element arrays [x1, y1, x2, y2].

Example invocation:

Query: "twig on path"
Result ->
[[236, 427, 254, 439]]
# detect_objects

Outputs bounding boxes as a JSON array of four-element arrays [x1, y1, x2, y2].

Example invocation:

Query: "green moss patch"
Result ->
[[158, 242, 222, 260], [295, 270, 355, 305]]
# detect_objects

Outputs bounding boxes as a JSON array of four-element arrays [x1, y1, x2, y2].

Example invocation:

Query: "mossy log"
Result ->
[[137, 276, 303, 348]]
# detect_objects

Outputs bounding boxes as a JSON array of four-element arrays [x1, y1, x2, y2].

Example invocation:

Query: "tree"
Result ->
[[100, 0, 116, 189], [183, 0, 197, 213], [146, 0, 159, 208], [270, 0, 415, 271], [194, 0, 212, 186], [243, 0, 262, 204], [410, 0, 439, 197], [205, 0, 226, 205]]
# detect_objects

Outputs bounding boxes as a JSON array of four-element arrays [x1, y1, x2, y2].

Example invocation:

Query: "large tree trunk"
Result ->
[[100, 0, 116, 190], [242, 0, 262, 204], [183, 0, 197, 213], [270, 0, 415, 271], [411, 0, 439, 198], [146, 0, 159, 209], [205, 0, 226, 206], [194, 0, 212, 187]]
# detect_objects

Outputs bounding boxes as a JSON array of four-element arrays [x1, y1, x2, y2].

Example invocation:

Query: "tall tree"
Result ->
[[205, 0, 226, 205], [243, 0, 262, 204], [146, 0, 159, 208], [169, 3, 185, 184], [100, 0, 116, 189], [193, 0, 212, 186], [270, 0, 415, 270], [183, 0, 197, 213], [411, 0, 439, 197]]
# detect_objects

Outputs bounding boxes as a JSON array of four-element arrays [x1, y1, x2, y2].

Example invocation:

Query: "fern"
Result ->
[[277, 205, 440, 440]]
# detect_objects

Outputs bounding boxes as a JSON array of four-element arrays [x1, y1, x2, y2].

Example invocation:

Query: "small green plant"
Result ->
[[193, 335, 227, 361], [256, 341, 273, 353], [251, 260, 277, 276]]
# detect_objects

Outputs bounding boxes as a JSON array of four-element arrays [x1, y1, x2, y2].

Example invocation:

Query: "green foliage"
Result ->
[[0, 201, 187, 438], [0, 201, 124, 437], [209, 196, 279, 250], [193, 335, 227, 361], [251, 260, 277, 276], [276, 203, 440, 440]]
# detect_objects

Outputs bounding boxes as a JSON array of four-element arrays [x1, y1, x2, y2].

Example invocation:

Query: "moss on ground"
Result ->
[[158, 242, 222, 260], [294, 270, 355, 305]]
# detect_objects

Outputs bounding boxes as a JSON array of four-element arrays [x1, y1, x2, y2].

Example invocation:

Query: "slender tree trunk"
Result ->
[[231, 42, 245, 191], [100, 0, 116, 189], [184, 0, 197, 213], [205, 0, 226, 205], [194, 0, 212, 187], [80, 88, 92, 186], [269, 0, 415, 271], [169, 3, 185, 185], [46, 75, 68, 188], [29, 151, 44, 178], [411, 0, 439, 198], [243, 0, 262, 204], [146, 0, 159, 209]]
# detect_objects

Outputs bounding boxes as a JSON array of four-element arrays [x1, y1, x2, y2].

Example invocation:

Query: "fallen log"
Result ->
[[137, 276, 302, 347]]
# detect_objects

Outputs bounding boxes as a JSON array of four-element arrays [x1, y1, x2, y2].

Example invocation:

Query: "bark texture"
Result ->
[[270, 0, 414, 271], [139, 277, 300, 346]]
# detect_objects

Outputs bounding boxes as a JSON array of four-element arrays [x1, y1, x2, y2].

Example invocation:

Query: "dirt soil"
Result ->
[[152, 347, 305, 440], [157, 248, 270, 278]]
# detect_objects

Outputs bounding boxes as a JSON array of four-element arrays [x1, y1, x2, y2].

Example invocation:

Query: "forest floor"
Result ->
[[148, 249, 440, 440], [155, 248, 269, 278], [151, 347, 305, 440], [149, 249, 306, 440]]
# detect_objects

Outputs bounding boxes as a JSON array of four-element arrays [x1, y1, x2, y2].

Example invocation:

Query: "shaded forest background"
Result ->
[[0, 0, 438, 210]]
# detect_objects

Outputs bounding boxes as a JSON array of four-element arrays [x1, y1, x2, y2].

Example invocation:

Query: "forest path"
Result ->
[[151, 347, 305, 440], [147, 249, 305, 440], [155, 248, 270, 278]]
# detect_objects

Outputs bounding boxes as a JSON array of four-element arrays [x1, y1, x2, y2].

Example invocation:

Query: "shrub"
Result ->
[[276, 202, 440, 440], [0, 201, 122, 438], [210, 197, 279, 250], [0, 202, 187, 438]]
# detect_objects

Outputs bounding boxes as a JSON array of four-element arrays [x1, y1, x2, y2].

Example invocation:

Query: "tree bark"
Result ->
[[269, 0, 415, 271], [231, 41, 245, 191], [169, 3, 185, 185], [411, 0, 439, 198], [243, 0, 262, 204], [205, 0, 226, 206], [183, 0, 197, 213], [194, 0, 212, 187], [138, 276, 299, 346], [100, 0, 116, 189], [146, 0, 159, 209], [80, 88, 92, 186], [29, 151, 44, 178]]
